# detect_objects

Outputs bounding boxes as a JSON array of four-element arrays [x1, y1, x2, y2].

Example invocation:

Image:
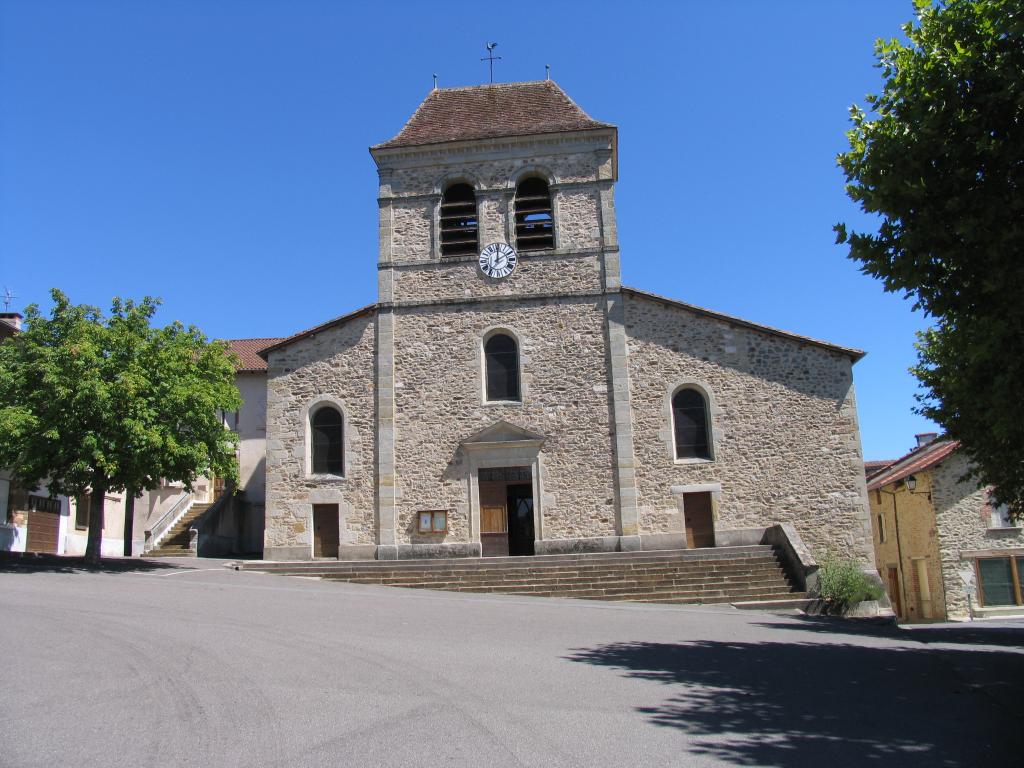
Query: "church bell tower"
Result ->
[[368, 81, 640, 560], [369, 80, 621, 307]]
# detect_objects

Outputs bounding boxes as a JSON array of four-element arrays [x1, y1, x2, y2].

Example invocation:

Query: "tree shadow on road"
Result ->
[[754, 614, 1024, 648], [566, 638, 1024, 767], [0, 552, 181, 574]]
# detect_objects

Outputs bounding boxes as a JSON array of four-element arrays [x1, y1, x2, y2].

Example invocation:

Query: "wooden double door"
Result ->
[[480, 471, 535, 557]]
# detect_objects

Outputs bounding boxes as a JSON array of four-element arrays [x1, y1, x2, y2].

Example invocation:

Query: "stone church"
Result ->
[[260, 81, 874, 564]]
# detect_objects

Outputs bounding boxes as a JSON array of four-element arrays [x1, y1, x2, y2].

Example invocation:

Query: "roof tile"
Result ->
[[866, 439, 960, 491], [225, 338, 285, 372], [373, 80, 613, 150]]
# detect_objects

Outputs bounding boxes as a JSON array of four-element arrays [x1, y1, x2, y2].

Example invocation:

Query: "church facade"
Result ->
[[260, 81, 874, 564]]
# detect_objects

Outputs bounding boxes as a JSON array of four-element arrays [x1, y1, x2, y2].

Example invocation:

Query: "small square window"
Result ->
[[417, 510, 448, 534], [989, 502, 1013, 529]]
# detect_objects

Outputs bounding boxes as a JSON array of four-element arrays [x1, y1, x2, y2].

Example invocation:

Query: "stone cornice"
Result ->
[[383, 290, 609, 311], [379, 246, 616, 270], [378, 178, 613, 204], [370, 129, 616, 173]]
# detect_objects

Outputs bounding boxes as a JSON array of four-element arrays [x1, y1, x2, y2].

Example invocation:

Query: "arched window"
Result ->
[[311, 406, 344, 474], [514, 177, 554, 251], [440, 183, 478, 256], [484, 333, 520, 402], [672, 388, 711, 460]]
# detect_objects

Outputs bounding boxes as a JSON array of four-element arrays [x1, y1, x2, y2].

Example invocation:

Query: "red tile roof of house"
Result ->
[[866, 439, 960, 492], [226, 338, 285, 372], [864, 459, 896, 480], [372, 81, 614, 150]]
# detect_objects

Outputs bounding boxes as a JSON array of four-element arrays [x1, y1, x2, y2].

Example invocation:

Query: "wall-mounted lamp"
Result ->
[[906, 475, 918, 492]]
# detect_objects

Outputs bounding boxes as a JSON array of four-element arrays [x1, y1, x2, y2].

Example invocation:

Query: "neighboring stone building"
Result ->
[[260, 81, 875, 566], [868, 436, 1024, 621], [139, 338, 281, 558], [211, 338, 282, 555]]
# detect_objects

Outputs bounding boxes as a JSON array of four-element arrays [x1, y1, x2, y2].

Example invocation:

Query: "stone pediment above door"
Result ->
[[460, 420, 546, 452]]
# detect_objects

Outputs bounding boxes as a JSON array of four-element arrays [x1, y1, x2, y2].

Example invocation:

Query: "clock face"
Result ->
[[478, 242, 518, 279]]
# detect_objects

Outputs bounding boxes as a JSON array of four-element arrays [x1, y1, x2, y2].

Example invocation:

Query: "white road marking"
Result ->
[[147, 567, 231, 577]]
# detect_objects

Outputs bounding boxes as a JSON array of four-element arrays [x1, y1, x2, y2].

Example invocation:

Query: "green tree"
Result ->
[[836, 0, 1024, 511], [0, 289, 241, 564]]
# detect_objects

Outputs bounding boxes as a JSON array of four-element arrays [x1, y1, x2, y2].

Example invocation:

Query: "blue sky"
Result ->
[[0, 0, 936, 460]]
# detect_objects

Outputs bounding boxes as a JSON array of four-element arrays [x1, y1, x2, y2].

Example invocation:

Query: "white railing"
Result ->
[[143, 492, 194, 552]]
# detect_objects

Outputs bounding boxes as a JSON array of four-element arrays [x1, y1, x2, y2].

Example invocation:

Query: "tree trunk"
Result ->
[[84, 474, 107, 566], [123, 490, 135, 558]]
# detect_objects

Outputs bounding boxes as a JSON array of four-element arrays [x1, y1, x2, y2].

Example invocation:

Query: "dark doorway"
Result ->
[[312, 504, 339, 559], [479, 467, 534, 557], [683, 492, 715, 549], [887, 566, 903, 618], [506, 483, 535, 556]]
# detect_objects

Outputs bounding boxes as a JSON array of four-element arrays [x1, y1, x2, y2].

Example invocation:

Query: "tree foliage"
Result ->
[[0, 289, 241, 562], [836, 0, 1024, 511]]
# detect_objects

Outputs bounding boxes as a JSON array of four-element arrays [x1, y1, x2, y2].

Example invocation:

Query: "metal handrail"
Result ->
[[144, 491, 193, 550]]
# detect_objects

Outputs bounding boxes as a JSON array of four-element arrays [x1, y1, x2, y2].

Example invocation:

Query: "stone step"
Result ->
[[336, 570, 793, 590], [385, 584, 801, 605], [324, 559, 785, 576], [149, 502, 215, 550], [245, 545, 778, 573], [401, 580, 797, 598], [282, 557, 785, 580], [319, 556, 783, 573], [355, 571, 794, 590], [731, 597, 816, 611], [356, 573, 794, 593], [628, 591, 809, 605], [253, 545, 803, 609], [146, 547, 196, 558]]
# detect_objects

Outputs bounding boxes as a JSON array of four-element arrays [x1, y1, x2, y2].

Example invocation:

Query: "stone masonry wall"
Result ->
[[264, 313, 378, 555], [380, 136, 613, 306], [391, 297, 616, 547], [932, 451, 1024, 619], [391, 200, 432, 262], [392, 254, 601, 304], [384, 144, 606, 195], [624, 293, 874, 563]]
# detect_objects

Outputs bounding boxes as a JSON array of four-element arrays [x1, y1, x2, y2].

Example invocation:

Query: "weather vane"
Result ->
[[2, 287, 15, 312], [481, 42, 501, 83]]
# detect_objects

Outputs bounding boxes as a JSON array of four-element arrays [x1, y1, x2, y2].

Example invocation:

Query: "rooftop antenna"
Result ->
[[2, 287, 16, 312], [481, 42, 501, 84], [432, 73, 438, 90], [545, 64, 550, 81]]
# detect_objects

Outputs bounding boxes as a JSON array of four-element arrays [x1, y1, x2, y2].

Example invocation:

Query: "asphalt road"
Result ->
[[2, 558, 1023, 768]]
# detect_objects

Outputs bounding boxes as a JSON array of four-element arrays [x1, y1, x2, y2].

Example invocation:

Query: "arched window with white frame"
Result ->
[[311, 405, 344, 475], [672, 387, 712, 460], [484, 332, 520, 402]]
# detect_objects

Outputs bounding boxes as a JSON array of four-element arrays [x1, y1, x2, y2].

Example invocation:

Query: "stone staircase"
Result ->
[[146, 502, 214, 558], [242, 545, 809, 608]]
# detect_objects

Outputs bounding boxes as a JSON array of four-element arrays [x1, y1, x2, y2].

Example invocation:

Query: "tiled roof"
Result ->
[[373, 81, 613, 150], [866, 439, 960, 491], [623, 287, 866, 361], [226, 338, 285, 372], [864, 459, 896, 480]]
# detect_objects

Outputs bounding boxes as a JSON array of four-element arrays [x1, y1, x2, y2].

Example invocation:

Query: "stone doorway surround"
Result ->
[[667, 483, 722, 551], [460, 421, 546, 551]]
